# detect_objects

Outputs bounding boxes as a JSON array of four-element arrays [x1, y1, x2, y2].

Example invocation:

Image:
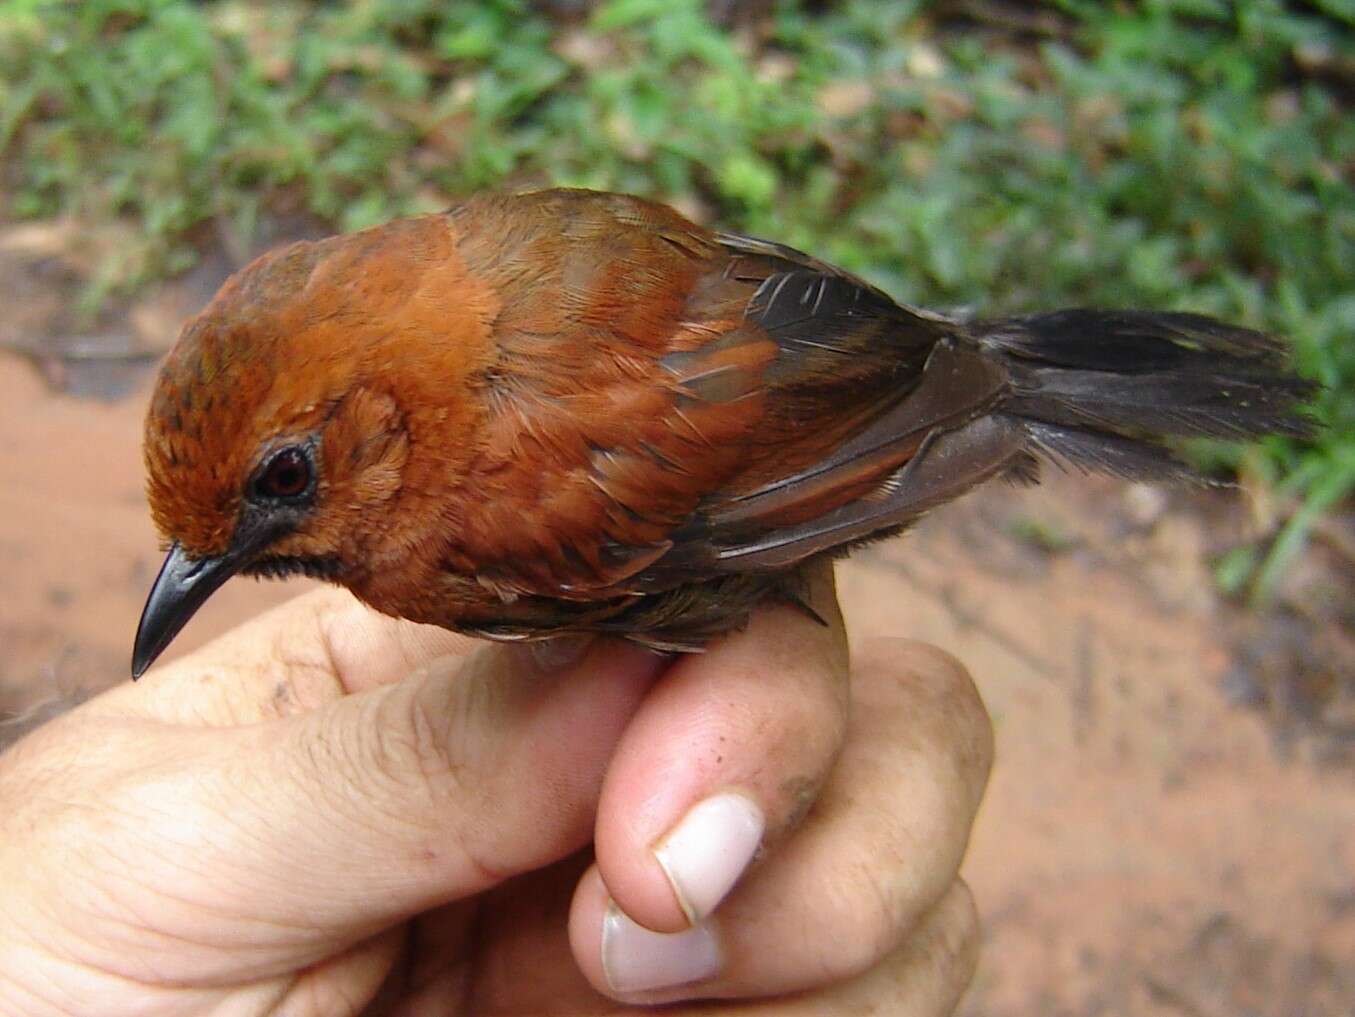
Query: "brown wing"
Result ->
[[638, 232, 1018, 585], [442, 191, 1017, 601]]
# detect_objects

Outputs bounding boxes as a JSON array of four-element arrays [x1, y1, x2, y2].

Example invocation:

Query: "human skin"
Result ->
[[0, 567, 992, 1016]]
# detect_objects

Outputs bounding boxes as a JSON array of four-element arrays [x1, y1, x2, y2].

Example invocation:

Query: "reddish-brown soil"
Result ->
[[2, 223, 1351, 1015]]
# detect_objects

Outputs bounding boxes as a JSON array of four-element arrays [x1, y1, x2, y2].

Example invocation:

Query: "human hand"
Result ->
[[0, 567, 992, 1016]]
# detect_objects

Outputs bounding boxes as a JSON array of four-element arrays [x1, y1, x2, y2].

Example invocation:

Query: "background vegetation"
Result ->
[[2, 0, 1351, 598]]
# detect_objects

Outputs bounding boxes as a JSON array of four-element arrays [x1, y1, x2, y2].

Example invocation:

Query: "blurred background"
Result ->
[[1, 1, 1352, 1013]]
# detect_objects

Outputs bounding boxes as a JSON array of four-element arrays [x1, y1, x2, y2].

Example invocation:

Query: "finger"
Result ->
[[273, 926, 406, 1017], [101, 588, 482, 724], [455, 869, 978, 1017], [28, 637, 666, 984], [593, 560, 850, 934], [570, 639, 993, 1001], [677, 880, 980, 1017]]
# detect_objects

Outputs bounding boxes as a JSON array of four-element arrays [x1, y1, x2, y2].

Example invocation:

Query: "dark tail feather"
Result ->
[[977, 309, 1318, 482]]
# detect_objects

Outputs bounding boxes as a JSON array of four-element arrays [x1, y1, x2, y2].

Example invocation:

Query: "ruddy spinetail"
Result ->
[[132, 188, 1314, 677]]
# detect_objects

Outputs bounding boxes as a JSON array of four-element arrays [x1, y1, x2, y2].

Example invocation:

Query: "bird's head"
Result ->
[[132, 216, 497, 678]]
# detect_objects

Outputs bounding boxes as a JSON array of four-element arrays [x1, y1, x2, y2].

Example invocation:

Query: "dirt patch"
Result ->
[[839, 479, 1354, 1015]]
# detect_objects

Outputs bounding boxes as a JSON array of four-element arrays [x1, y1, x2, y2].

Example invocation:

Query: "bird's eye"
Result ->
[[253, 446, 313, 501]]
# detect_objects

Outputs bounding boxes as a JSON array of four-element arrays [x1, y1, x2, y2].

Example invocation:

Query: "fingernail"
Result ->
[[602, 901, 721, 994], [528, 635, 594, 671], [654, 791, 764, 924]]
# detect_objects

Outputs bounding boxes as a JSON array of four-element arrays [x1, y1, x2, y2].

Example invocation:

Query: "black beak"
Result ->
[[132, 542, 246, 680]]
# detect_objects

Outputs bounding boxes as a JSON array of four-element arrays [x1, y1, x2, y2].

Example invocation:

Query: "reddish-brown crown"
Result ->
[[143, 214, 500, 558]]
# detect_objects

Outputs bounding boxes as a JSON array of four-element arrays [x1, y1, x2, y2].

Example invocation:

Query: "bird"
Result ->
[[131, 187, 1316, 678]]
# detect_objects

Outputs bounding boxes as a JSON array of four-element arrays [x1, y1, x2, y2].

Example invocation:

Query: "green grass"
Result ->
[[2, 0, 1352, 599]]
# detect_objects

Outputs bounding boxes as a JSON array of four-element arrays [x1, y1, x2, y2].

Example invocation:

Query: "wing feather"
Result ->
[[445, 195, 987, 602]]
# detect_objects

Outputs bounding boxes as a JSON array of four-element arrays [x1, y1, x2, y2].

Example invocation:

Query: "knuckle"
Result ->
[[949, 880, 981, 958], [861, 637, 994, 796], [864, 638, 970, 693], [253, 606, 349, 715], [813, 845, 912, 981], [318, 677, 506, 885], [942, 668, 995, 799], [923, 880, 983, 994], [368, 677, 463, 794], [311, 594, 379, 685]]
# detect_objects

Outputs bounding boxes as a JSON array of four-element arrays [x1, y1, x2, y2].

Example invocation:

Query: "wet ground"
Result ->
[[2, 221, 1352, 1015]]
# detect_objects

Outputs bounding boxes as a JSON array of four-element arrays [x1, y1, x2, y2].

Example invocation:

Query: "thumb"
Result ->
[[121, 637, 665, 966]]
